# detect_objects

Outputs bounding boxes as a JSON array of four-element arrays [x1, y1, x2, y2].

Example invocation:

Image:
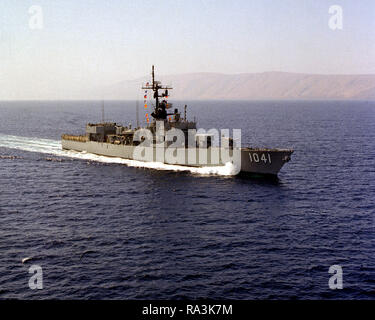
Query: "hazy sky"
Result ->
[[0, 0, 374, 99]]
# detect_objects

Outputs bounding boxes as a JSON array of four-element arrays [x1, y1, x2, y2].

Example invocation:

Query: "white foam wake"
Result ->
[[0, 134, 238, 176]]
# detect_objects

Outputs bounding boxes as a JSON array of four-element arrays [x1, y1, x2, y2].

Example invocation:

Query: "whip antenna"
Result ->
[[101, 100, 105, 123]]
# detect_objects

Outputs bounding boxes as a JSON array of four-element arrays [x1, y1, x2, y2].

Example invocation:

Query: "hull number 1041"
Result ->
[[249, 152, 272, 164]]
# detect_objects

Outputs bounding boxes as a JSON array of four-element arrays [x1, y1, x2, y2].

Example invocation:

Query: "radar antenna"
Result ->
[[142, 65, 173, 120]]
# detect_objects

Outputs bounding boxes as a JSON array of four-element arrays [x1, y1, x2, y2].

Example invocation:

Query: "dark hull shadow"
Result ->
[[237, 172, 281, 185]]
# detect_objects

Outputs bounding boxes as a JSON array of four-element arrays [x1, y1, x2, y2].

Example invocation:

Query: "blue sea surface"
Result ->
[[0, 100, 374, 299]]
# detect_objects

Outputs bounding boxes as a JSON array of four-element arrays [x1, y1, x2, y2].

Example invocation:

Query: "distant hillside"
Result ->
[[95, 72, 375, 100]]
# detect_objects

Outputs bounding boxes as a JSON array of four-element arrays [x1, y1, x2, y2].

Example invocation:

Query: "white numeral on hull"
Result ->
[[249, 152, 271, 164]]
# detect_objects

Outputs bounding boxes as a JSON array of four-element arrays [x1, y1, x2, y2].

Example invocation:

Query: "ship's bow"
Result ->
[[240, 148, 293, 176]]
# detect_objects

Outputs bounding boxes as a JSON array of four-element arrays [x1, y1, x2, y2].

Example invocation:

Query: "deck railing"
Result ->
[[61, 134, 87, 142]]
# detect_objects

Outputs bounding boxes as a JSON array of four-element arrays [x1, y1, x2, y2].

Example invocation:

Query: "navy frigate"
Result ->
[[62, 66, 293, 176]]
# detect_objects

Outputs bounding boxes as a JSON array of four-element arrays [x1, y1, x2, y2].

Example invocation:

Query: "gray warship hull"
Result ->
[[61, 138, 293, 176], [61, 66, 293, 176]]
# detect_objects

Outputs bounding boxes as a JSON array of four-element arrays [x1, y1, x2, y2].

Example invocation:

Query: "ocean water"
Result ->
[[0, 100, 374, 299]]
